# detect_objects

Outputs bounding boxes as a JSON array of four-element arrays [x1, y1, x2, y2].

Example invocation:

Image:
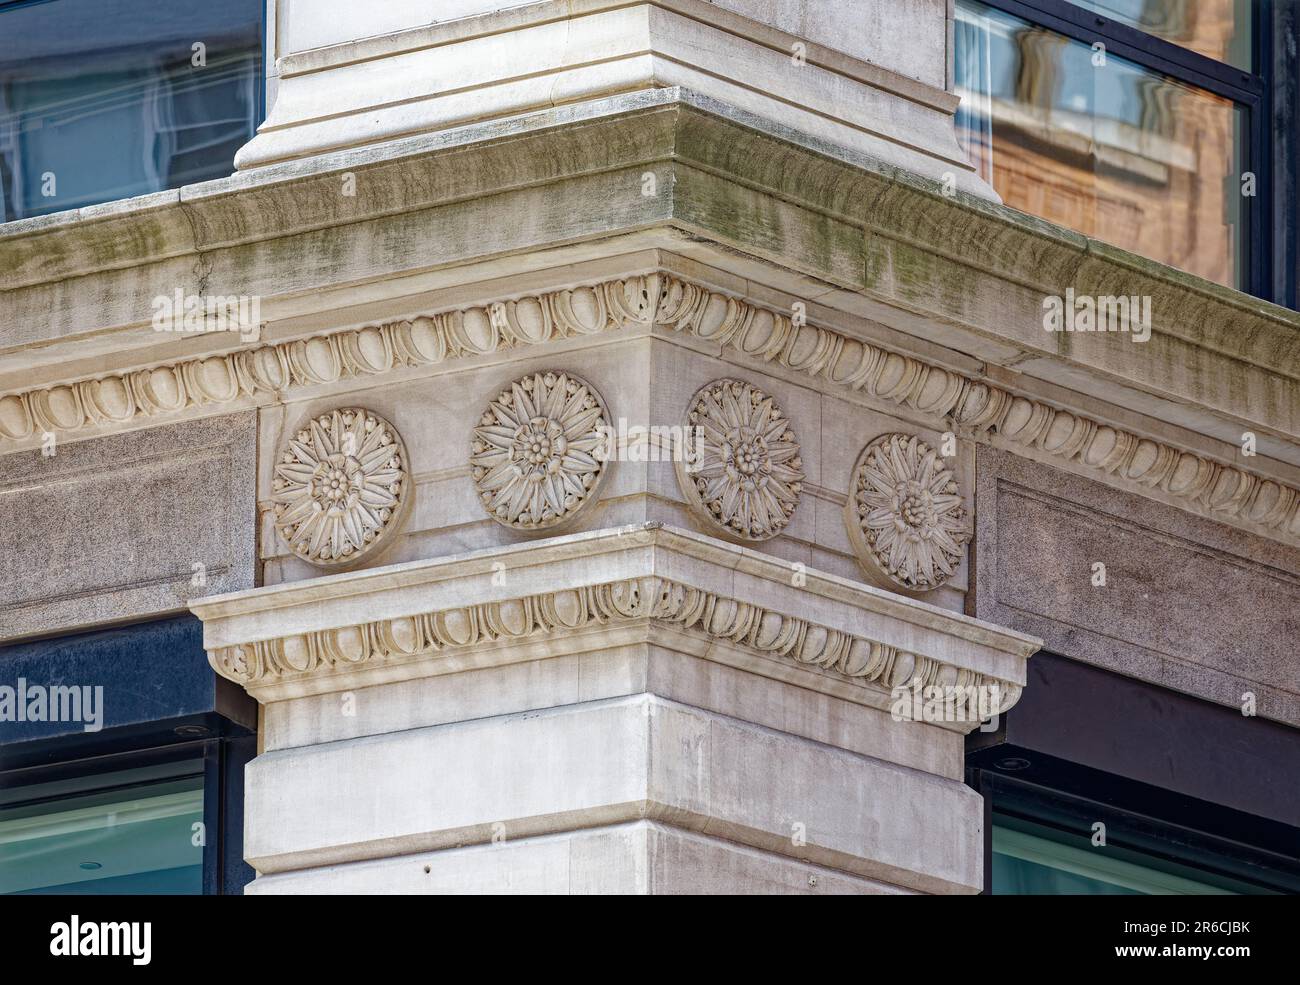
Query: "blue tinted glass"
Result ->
[[0, 0, 263, 221], [0, 764, 205, 895], [990, 820, 1266, 895], [992, 846, 1144, 894]]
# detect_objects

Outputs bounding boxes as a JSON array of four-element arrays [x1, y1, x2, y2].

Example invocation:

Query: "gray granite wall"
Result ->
[[0, 412, 257, 641], [975, 445, 1300, 727]]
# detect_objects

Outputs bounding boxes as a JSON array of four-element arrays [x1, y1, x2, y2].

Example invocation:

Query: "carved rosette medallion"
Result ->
[[471, 371, 612, 531], [272, 407, 411, 567], [675, 378, 804, 541], [845, 432, 970, 592]]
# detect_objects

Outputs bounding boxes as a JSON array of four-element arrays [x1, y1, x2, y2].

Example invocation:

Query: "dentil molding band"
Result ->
[[0, 278, 655, 442], [206, 574, 1021, 715], [3, 273, 1296, 541]]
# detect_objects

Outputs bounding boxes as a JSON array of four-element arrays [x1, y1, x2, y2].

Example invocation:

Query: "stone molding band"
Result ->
[[0, 278, 655, 442], [3, 272, 1295, 541], [206, 574, 1022, 714]]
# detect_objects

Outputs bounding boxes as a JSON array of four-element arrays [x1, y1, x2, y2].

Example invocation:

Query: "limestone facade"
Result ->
[[2, 0, 1296, 894]]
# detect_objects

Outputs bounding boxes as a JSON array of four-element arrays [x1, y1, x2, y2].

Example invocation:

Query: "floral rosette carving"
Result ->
[[845, 433, 970, 592], [675, 378, 804, 541], [471, 371, 612, 531], [272, 407, 410, 567]]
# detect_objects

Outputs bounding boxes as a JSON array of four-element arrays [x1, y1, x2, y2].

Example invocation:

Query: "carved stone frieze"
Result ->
[[0, 278, 655, 442], [648, 277, 1299, 541], [470, 371, 612, 531], [674, 378, 804, 541], [4, 272, 1296, 542], [271, 407, 410, 566], [845, 433, 970, 592]]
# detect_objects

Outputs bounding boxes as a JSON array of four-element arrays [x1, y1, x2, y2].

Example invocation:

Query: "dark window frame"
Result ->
[[0, 737, 253, 895], [963, 0, 1292, 306], [967, 650, 1300, 895], [970, 767, 1300, 894]]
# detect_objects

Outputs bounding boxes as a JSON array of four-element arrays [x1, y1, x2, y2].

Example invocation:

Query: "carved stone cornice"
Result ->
[[4, 271, 1297, 543], [649, 278, 1300, 541], [208, 572, 1019, 713], [4, 92, 1295, 458], [190, 524, 1038, 725]]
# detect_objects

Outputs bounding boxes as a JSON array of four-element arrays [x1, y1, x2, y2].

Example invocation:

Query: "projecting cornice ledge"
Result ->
[[188, 524, 1039, 730], [2, 88, 1296, 455]]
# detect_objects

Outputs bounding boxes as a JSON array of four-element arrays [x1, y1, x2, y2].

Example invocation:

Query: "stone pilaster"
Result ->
[[191, 525, 1037, 893], [246, 0, 989, 198]]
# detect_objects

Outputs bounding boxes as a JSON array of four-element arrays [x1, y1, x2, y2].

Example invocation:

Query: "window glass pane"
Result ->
[[0, 0, 262, 221], [1068, 0, 1253, 70], [991, 817, 1278, 895], [994, 832, 1144, 893], [955, 0, 1247, 289], [0, 763, 204, 894]]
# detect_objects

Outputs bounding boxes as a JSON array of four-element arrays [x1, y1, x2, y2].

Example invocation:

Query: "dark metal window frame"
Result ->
[[967, 649, 1300, 895], [966, 0, 1287, 305], [0, 737, 253, 895], [970, 765, 1300, 895]]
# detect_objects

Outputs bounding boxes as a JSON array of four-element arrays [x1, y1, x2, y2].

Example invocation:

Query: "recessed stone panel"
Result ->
[[0, 413, 257, 641], [975, 446, 1300, 726]]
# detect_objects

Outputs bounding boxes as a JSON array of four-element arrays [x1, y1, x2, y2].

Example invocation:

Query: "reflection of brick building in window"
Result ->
[[1090, 0, 1248, 68], [965, 93, 1236, 287], [957, 3, 1242, 289]]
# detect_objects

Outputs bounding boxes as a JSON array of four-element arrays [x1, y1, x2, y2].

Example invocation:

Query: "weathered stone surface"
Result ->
[[0, 413, 257, 641], [243, 694, 983, 893], [975, 446, 1300, 726], [260, 642, 964, 778], [277, 0, 948, 90], [703, 0, 947, 86], [195, 524, 1032, 893], [244, 820, 914, 894], [250, 0, 972, 196]]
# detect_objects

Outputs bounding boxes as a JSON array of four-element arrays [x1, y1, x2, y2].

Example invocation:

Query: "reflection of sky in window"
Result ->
[[0, 0, 262, 65], [953, 0, 1243, 289], [975, 4, 1167, 129], [1070, 0, 1251, 70], [980, 13, 1020, 98], [0, 0, 262, 220], [1058, 44, 1152, 126]]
